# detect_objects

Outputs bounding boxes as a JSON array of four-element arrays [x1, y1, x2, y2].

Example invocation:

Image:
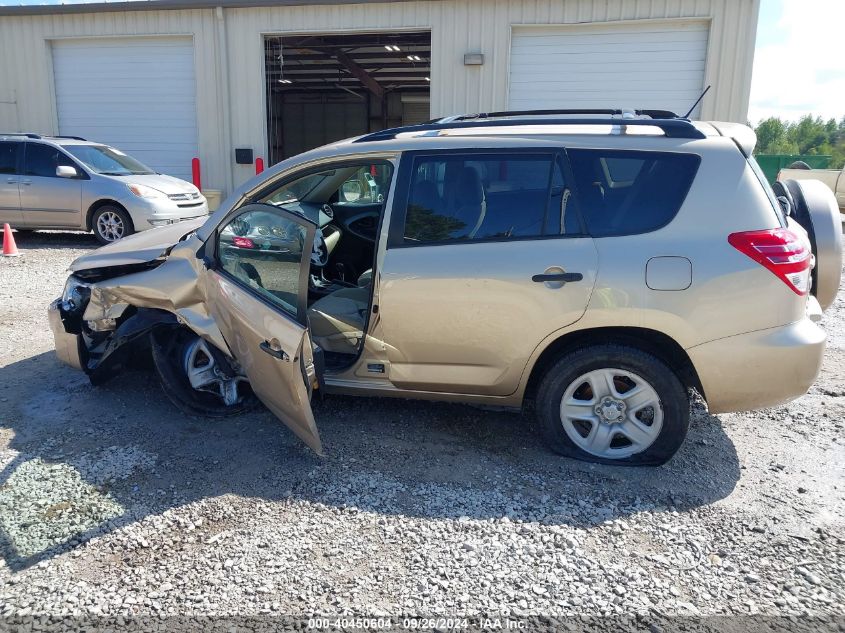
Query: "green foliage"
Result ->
[[754, 115, 845, 169]]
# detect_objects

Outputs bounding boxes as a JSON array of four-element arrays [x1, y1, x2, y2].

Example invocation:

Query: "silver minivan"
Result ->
[[0, 133, 208, 244]]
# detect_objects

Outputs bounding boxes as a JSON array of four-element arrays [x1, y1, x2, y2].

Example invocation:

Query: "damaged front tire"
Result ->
[[151, 328, 258, 417]]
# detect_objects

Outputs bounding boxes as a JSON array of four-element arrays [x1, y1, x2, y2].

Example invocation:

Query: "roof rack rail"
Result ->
[[354, 114, 705, 143], [0, 132, 41, 139], [441, 108, 681, 122], [48, 135, 87, 141]]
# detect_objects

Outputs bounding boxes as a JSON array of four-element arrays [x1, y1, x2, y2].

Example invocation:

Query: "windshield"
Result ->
[[64, 145, 156, 176]]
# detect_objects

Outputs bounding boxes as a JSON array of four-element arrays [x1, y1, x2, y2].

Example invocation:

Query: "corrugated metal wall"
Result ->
[[0, 0, 760, 194]]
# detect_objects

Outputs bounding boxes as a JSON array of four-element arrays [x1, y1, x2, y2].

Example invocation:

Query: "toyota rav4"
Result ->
[[48, 110, 844, 465]]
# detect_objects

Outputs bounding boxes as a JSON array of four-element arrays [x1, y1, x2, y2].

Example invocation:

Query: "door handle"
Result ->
[[260, 340, 290, 361], [6, 178, 16, 184], [20, 179, 31, 186], [532, 272, 583, 283]]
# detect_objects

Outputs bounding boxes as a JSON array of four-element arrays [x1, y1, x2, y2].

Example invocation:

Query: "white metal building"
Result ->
[[0, 0, 760, 198]]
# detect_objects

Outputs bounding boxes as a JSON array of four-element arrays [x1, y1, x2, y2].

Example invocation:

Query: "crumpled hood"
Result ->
[[69, 218, 207, 272], [118, 173, 202, 196]]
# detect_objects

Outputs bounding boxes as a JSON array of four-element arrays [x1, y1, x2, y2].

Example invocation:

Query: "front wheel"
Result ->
[[535, 344, 689, 466], [151, 329, 257, 417], [92, 205, 134, 244]]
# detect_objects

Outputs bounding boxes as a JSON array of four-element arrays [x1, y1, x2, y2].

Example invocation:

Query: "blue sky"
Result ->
[[1, 0, 841, 123], [749, 0, 844, 123]]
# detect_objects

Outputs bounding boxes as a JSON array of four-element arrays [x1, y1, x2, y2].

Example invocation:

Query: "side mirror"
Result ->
[[56, 165, 78, 179], [340, 179, 363, 202], [776, 195, 792, 217]]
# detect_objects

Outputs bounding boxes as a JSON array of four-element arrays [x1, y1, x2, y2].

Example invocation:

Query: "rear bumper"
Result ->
[[688, 317, 826, 414], [48, 298, 83, 370]]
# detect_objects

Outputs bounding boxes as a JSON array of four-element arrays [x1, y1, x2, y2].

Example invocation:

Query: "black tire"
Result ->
[[92, 205, 134, 245], [150, 328, 257, 418], [535, 344, 689, 466]]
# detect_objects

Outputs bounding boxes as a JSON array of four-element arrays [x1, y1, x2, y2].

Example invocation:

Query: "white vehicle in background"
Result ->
[[778, 164, 845, 225], [0, 133, 208, 244]]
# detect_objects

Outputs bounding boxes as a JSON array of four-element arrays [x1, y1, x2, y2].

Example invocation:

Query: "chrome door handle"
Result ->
[[260, 340, 290, 361], [20, 179, 32, 186], [6, 178, 16, 184], [532, 272, 583, 283]]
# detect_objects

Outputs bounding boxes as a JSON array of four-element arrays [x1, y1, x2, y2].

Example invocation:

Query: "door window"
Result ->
[[566, 149, 701, 237], [400, 153, 569, 244], [23, 144, 80, 178], [0, 142, 20, 175], [217, 206, 312, 323]]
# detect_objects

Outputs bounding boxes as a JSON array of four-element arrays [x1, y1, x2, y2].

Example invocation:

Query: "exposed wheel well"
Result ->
[[524, 327, 705, 405], [86, 200, 131, 232]]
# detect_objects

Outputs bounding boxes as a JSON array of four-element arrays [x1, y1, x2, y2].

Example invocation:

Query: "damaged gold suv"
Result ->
[[49, 111, 843, 465]]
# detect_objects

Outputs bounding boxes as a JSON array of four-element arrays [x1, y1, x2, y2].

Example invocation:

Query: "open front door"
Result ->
[[204, 203, 322, 453]]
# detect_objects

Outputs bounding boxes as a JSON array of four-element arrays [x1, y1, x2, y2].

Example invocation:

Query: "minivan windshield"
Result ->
[[64, 145, 156, 176]]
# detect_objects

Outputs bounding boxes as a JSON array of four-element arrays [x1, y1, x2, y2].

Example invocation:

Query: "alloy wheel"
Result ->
[[96, 211, 125, 242]]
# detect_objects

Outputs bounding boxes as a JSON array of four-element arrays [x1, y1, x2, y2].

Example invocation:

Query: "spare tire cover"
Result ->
[[783, 179, 843, 311]]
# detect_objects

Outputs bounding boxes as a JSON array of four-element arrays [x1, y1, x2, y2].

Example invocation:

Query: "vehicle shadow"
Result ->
[[0, 351, 741, 572], [9, 230, 99, 251]]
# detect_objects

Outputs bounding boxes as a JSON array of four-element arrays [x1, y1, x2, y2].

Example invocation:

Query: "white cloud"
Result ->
[[749, 0, 845, 123]]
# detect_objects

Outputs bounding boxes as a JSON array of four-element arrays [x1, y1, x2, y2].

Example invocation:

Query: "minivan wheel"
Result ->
[[93, 205, 134, 244], [535, 345, 689, 466], [151, 329, 257, 418]]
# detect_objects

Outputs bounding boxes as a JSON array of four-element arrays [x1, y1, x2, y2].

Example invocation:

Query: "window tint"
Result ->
[[218, 208, 309, 322], [567, 149, 700, 237], [24, 144, 78, 178], [0, 142, 20, 175], [403, 153, 568, 244]]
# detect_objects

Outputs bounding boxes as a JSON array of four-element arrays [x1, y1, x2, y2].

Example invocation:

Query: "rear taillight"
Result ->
[[728, 228, 812, 295]]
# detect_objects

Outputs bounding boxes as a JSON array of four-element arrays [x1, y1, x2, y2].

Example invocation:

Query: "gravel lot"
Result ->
[[0, 231, 843, 624]]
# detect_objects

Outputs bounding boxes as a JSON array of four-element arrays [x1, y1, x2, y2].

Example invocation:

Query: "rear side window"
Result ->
[[402, 153, 582, 244], [0, 142, 19, 175], [567, 149, 700, 237]]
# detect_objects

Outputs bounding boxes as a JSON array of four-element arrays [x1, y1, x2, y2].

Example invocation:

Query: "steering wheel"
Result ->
[[342, 210, 381, 242], [311, 227, 329, 267]]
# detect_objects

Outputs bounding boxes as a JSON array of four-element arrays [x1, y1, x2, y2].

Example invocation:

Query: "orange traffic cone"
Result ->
[[3, 223, 20, 257]]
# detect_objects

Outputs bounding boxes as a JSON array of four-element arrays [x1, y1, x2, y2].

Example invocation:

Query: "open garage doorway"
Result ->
[[264, 31, 431, 165]]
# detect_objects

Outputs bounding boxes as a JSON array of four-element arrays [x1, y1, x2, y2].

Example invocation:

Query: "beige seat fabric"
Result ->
[[357, 269, 373, 287], [308, 286, 369, 355]]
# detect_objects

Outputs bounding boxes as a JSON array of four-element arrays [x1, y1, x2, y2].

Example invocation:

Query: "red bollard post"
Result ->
[[191, 157, 202, 190], [255, 157, 265, 175]]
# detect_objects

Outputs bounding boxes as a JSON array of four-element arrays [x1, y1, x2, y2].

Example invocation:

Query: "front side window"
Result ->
[[218, 208, 310, 322], [63, 144, 155, 176], [23, 144, 80, 178], [0, 142, 20, 175], [567, 149, 701, 237], [402, 153, 566, 244]]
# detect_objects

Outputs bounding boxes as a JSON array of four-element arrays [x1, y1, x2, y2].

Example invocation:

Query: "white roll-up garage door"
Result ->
[[508, 21, 709, 117], [52, 37, 198, 181]]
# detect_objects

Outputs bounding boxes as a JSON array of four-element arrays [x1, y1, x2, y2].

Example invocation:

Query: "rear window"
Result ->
[[567, 149, 700, 237], [747, 156, 786, 227]]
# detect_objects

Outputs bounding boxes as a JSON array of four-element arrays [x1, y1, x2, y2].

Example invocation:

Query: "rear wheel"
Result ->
[[92, 205, 134, 244], [151, 329, 257, 417], [535, 344, 689, 466]]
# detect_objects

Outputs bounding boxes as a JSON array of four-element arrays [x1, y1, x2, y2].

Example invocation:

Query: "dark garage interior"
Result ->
[[264, 31, 431, 164]]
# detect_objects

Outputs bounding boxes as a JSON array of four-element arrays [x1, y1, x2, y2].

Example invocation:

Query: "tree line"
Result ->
[[754, 115, 845, 169]]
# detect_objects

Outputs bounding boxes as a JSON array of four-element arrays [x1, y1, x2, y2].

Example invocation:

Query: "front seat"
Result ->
[[445, 164, 486, 238], [308, 286, 369, 355]]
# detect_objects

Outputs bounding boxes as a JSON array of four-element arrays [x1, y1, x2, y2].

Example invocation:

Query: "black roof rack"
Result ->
[[0, 133, 87, 141], [354, 109, 705, 143], [445, 108, 682, 121]]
